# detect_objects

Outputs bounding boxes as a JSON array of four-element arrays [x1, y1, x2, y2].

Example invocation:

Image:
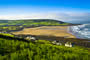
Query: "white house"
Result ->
[[52, 40, 62, 45], [52, 41, 57, 45], [25, 36, 31, 40], [25, 36, 36, 41], [65, 42, 73, 47], [30, 37, 36, 40], [56, 42, 62, 45]]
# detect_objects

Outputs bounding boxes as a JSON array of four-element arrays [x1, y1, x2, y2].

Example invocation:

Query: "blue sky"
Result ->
[[0, 0, 90, 23], [0, 0, 89, 8], [0, 0, 90, 11]]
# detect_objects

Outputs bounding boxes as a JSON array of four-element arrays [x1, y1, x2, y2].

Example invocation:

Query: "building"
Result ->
[[52, 40, 62, 45], [65, 42, 74, 47], [25, 36, 37, 42], [52, 40, 57, 45], [56, 42, 62, 45]]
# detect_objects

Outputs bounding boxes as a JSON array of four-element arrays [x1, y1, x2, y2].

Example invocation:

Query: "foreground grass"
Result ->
[[0, 36, 90, 60], [0, 33, 14, 37]]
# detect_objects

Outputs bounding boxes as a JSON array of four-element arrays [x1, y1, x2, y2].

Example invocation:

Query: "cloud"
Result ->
[[57, 12, 90, 24], [0, 11, 90, 24]]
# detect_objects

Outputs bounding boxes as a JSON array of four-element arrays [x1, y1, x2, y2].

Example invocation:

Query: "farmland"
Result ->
[[0, 19, 71, 32]]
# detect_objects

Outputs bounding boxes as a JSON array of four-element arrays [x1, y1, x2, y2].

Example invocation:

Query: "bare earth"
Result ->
[[12, 26, 75, 38]]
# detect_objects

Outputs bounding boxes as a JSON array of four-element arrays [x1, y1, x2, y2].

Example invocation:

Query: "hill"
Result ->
[[0, 19, 73, 32], [0, 19, 71, 26], [0, 33, 90, 60]]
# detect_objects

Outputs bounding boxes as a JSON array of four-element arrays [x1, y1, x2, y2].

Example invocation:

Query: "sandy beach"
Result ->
[[12, 26, 76, 38]]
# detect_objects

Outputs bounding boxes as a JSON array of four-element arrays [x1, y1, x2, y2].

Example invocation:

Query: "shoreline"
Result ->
[[68, 26, 88, 39], [12, 26, 76, 38], [67, 26, 76, 38], [67, 26, 81, 39]]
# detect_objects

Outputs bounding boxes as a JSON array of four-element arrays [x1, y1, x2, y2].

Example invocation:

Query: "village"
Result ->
[[14, 34, 75, 47]]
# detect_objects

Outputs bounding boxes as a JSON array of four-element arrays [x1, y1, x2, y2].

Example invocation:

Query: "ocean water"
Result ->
[[69, 24, 90, 39]]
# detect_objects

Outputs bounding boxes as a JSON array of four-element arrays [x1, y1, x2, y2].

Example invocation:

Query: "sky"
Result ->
[[0, 0, 90, 23]]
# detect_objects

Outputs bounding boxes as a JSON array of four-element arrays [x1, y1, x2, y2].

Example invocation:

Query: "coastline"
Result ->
[[67, 26, 76, 38], [12, 26, 76, 38], [68, 26, 85, 39], [67, 26, 75, 37]]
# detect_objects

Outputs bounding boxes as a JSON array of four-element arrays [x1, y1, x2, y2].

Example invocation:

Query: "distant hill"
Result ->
[[0, 19, 72, 26], [0, 19, 76, 32]]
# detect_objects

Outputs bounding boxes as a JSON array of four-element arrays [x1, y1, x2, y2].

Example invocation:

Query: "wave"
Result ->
[[69, 24, 90, 39]]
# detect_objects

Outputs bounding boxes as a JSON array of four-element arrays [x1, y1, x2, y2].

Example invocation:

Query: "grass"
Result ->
[[0, 19, 70, 32], [0, 19, 69, 26], [0, 34, 89, 60], [0, 33, 14, 37]]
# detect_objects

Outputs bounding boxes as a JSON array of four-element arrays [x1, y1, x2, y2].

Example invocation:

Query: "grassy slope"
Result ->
[[0, 19, 71, 32], [0, 19, 70, 26], [0, 34, 90, 60]]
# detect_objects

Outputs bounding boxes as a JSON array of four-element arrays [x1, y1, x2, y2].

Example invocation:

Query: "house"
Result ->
[[30, 36, 36, 41], [25, 36, 31, 40], [25, 36, 37, 41], [52, 40, 57, 45], [56, 42, 62, 45], [65, 42, 74, 47], [52, 40, 62, 45], [52, 40, 74, 47]]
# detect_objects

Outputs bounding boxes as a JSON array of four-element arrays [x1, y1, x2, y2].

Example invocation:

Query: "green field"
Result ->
[[0, 19, 69, 26], [0, 34, 90, 60], [0, 19, 70, 32]]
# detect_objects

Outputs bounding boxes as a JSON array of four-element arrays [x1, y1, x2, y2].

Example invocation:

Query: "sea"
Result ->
[[69, 24, 90, 39]]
